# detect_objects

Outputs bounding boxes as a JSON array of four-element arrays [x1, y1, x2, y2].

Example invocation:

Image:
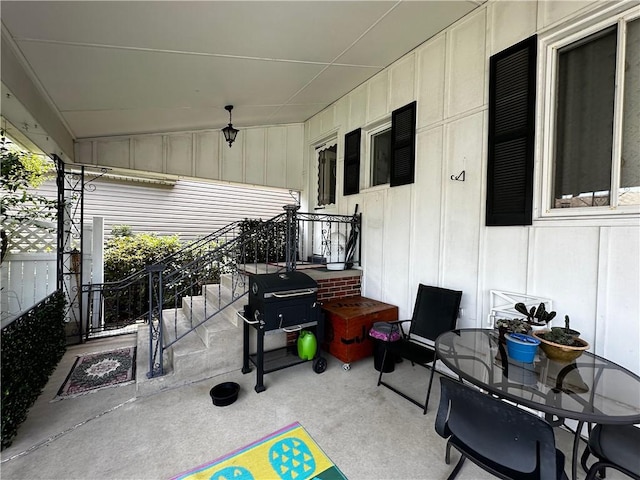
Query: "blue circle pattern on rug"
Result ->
[[269, 437, 316, 479], [209, 466, 254, 480]]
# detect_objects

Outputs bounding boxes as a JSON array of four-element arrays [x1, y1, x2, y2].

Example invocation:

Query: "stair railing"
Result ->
[[82, 218, 263, 337], [146, 206, 361, 378], [146, 214, 290, 377], [82, 206, 361, 379]]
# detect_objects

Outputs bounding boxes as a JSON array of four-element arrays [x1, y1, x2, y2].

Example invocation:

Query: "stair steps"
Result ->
[[135, 270, 287, 396]]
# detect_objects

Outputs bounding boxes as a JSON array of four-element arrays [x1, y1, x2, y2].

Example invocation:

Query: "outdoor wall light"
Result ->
[[221, 105, 239, 147]]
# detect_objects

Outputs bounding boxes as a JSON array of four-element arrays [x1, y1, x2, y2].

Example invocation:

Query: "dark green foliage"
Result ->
[[1, 291, 67, 450], [103, 232, 182, 324], [543, 329, 577, 346], [104, 232, 182, 280], [238, 218, 287, 263], [514, 302, 556, 324], [543, 315, 580, 346]]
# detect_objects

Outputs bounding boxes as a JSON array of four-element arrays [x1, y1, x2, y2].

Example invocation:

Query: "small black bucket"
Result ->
[[210, 382, 240, 406]]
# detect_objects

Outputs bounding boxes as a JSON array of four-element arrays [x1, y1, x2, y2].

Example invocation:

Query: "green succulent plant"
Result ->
[[541, 315, 580, 346], [495, 318, 531, 334], [514, 302, 556, 325]]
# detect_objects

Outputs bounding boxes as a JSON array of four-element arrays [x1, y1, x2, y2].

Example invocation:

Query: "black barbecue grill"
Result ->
[[241, 271, 327, 392], [247, 271, 319, 330]]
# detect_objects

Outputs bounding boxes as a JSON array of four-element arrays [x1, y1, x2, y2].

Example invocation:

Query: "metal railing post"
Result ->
[[147, 263, 165, 378], [283, 204, 299, 272]]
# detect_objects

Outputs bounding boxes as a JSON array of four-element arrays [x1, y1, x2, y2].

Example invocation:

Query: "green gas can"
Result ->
[[297, 330, 317, 360]]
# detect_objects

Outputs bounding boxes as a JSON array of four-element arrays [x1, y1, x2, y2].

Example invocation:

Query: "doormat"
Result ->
[[171, 422, 347, 480], [55, 346, 136, 400]]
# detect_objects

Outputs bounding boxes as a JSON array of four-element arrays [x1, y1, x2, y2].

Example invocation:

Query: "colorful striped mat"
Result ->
[[172, 422, 347, 480]]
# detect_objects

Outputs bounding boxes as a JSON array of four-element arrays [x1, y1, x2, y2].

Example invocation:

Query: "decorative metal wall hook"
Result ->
[[451, 170, 466, 181]]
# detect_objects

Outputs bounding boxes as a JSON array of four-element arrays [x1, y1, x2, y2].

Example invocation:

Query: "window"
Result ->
[[317, 144, 336, 206], [369, 125, 392, 187], [344, 101, 416, 194], [544, 13, 639, 214]]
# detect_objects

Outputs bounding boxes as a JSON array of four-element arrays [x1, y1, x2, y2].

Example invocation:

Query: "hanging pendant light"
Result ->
[[221, 105, 239, 147]]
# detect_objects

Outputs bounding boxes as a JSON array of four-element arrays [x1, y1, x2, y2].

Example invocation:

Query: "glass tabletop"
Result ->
[[435, 328, 640, 424]]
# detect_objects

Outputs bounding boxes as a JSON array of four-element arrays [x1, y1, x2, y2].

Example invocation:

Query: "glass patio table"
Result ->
[[434, 328, 640, 480]]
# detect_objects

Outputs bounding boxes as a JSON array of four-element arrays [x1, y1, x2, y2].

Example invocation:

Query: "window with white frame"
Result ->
[[542, 11, 639, 214], [367, 124, 392, 187], [317, 144, 337, 206], [344, 101, 416, 195]]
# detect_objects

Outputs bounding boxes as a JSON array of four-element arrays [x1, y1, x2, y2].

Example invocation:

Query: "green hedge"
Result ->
[[104, 232, 182, 280], [1, 290, 67, 450], [239, 218, 287, 263], [103, 232, 183, 324]]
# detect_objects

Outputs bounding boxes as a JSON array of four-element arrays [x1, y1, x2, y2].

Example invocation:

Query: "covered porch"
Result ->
[[0, 334, 611, 480]]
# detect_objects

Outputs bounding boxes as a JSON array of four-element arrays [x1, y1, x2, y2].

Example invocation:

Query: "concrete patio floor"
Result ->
[[0, 333, 624, 480]]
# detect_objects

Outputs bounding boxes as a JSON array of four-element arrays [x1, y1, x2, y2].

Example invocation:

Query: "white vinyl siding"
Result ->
[[38, 177, 297, 242]]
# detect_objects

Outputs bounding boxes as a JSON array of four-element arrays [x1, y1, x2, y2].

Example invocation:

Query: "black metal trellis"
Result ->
[[54, 155, 85, 345]]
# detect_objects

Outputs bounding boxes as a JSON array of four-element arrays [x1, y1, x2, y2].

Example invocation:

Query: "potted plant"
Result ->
[[532, 315, 589, 363], [550, 314, 580, 338], [514, 302, 556, 331], [495, 318, 531, 344]]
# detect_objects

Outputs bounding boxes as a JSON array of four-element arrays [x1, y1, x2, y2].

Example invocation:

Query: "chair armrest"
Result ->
[[387, 319, 411, 339], [370, 319, 410, 341], [387, 319, 411, 326]]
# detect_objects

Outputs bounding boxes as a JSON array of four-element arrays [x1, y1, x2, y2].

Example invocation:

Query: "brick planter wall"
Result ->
[[286, 269, 362, 346], [316, 275, 361, 302]]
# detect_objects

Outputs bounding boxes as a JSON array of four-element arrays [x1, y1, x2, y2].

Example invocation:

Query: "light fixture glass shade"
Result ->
[[222, 124, 239, 147]]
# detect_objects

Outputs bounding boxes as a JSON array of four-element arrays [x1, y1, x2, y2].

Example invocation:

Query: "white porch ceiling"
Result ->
[[1, 1, 483, 140]]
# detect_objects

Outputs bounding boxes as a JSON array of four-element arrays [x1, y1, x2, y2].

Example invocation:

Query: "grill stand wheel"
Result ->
[[313, 356, 327, 373]]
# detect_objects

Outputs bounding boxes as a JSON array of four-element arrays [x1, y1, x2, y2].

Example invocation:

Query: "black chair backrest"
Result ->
[[436, 376, 560, 479], [409, 284, 462, 341]]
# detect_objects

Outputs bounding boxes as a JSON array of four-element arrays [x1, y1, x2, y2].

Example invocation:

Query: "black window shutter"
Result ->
[[390, 101, 417, 187], [486, 35, 537, 226], [344, 128, 361, 196]]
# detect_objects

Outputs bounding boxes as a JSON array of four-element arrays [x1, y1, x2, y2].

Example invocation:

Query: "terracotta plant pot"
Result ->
[[551, 326, 581, 338], [532, 331, 589, 363]]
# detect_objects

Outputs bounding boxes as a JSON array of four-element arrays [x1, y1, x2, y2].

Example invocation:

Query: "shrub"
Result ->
[[103, 231, 182, 324], [104, 232, 182, 280], [239, 218, 287, 263]]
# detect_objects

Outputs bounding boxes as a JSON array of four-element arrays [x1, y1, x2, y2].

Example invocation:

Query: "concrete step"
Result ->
[[219, 271, 250, 293], [183, 287, 245, 346], [136, 277, 287, 396], [199, 283, 287, 352]]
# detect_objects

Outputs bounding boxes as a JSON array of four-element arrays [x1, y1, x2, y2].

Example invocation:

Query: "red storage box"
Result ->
[[321, 296, 398, 364]]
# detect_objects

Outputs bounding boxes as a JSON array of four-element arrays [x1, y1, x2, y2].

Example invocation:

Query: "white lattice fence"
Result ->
[[6, 223, 57, 253]]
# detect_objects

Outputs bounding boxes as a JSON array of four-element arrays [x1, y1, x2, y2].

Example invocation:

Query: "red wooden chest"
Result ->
[[321, 295, 398, 364]]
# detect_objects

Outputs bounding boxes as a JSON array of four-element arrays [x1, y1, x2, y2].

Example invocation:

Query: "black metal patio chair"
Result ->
[[580, 423, 640, 480], [376, 284, 462, 414], [435, 376, 569, 480]]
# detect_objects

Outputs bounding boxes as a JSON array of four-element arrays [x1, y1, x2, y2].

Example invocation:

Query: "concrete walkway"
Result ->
[[0, 334, 617, 480]]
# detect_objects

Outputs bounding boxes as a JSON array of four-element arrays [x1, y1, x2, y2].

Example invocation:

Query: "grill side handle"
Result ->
[[269, 289, 316, 299], [282, 325, 302, 332], [237, 310, 260, 325]]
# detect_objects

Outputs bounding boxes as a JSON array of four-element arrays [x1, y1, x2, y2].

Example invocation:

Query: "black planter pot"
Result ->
[[210, 382, 240, 406]]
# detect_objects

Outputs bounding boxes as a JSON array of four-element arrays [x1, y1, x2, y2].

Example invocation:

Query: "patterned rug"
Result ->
[[172, 422, 347, 480], [55, 346, 136, 399]]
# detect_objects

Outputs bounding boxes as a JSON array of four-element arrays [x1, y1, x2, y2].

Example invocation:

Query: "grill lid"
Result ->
[[250, 271, 317, 297]]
